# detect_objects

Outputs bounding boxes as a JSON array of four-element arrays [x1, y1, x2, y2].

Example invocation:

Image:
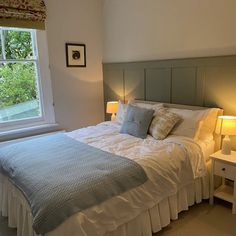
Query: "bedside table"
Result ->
[[210, 150, 236, 214]]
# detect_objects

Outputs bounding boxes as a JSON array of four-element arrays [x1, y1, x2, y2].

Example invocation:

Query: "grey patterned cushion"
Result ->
[[149, 108, 181, 140], [120, 104, 154, 139]]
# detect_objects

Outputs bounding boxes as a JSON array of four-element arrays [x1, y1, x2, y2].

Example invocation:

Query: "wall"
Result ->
[[43, 0, 236, 130], [103, 0, 236, 63], [44, 0, 104, 131]]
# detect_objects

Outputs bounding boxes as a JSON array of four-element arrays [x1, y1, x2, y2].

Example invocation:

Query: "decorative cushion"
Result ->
[[149, 108, 181, 140], [115, 101, 128, 124], [120, 104, 154, 139]]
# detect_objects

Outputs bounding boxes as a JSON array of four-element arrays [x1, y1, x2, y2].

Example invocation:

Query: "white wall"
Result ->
[[103, 0, 236, 63], [44, 0, 104, 131], [42, 0, 236, 130]]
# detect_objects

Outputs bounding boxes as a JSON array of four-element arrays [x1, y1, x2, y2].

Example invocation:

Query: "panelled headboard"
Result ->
[[103, 55, 236, 115], [103, 55, 236, 149]]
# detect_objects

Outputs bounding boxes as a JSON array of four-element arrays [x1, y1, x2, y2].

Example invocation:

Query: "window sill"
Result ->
[[0, 123, 61, 142]]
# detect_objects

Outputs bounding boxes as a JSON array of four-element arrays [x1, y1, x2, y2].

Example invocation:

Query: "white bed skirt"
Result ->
[[0, 172, 209, 236]]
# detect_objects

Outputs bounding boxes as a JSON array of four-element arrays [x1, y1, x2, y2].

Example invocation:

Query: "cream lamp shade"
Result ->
[[106, 101, 118, 121], [215, 116, 236, 155]]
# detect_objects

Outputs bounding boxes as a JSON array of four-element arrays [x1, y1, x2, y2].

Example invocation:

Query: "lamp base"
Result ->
[[111, 113, 116, 121], [221, 135, 231, 155]]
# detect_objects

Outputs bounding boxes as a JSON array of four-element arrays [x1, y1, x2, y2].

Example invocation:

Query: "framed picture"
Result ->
[[66, 43, 86, 67]]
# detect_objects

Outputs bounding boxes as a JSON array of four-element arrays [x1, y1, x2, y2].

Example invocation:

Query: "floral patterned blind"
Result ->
[[0, 0, 46, 29]]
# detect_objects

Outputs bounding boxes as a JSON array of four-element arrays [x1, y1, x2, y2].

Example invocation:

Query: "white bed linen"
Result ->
[[0, 172, 209, 236], [67, 121, 206, 179], [0, 121, 208, 236], [197, 139, 215, 162]]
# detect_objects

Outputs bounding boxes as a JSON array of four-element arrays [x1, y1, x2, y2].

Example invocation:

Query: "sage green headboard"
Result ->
[[103, 55, 236, 115]]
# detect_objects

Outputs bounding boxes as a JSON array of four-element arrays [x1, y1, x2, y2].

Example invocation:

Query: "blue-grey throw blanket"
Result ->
[[0, 134, 147, 235]]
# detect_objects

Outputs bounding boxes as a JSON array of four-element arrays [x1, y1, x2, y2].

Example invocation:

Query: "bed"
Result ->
[[0, 101, 223, 236]]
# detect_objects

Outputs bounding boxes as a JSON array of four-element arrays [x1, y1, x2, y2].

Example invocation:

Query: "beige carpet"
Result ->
[[0, 216, 16, 236], [154, 200, 236, 236], [1, 200, 236, 236]]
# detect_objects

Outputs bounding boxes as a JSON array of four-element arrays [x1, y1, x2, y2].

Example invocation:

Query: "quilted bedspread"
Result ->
[[0, 133, 147, 234]]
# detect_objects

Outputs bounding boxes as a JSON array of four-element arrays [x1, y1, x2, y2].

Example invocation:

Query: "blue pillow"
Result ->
[[120, 104, 154, 139]]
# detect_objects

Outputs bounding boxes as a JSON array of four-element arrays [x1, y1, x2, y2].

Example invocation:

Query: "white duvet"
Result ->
[[57, 121, 207, 236]]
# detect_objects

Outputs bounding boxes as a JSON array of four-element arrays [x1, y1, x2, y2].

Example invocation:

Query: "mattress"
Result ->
[[0, 121, 209, 236]]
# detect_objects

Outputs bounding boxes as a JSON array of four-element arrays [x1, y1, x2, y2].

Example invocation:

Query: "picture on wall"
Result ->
[[66, 43, 86, 67]]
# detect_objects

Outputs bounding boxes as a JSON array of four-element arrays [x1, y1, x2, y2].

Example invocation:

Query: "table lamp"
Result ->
[[106, 101, 118, 121], [215, 116, 236, 155]]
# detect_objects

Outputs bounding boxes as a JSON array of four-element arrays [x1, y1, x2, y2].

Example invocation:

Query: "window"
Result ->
[[0, 27, 55, 132]]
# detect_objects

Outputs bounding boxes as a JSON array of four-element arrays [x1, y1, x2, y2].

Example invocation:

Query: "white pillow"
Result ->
[[115, 101, 128, 124], [128, 101, 163, 113], [169, 108, 207, 139], [198, 108, 221, 141], [116, 101, 163, 124]]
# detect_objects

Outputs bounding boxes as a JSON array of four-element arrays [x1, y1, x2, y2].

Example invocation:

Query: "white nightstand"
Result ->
[[210, 150, 236, 214]]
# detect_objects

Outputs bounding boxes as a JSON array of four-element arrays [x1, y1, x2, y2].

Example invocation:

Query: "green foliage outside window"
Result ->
[[4, 30, 33, 60], [0, 36, 2, 59], [0, 63, 37, 108], [0, 29, 38, 110]]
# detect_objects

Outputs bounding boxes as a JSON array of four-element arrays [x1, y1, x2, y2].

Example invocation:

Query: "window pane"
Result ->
[[0, 62, 41, 122], [3, 29, 34, 60], [0, 33, 2, 59]]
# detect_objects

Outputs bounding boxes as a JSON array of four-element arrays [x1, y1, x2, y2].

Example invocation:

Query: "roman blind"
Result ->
[[0, 0, 46, 30]]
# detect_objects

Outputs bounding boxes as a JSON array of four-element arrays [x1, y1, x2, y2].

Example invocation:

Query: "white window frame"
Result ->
[[0, 27, 55, 132]]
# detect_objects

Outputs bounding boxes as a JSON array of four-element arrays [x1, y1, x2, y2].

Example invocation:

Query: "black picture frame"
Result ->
[[66, 43, 86, 67]]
